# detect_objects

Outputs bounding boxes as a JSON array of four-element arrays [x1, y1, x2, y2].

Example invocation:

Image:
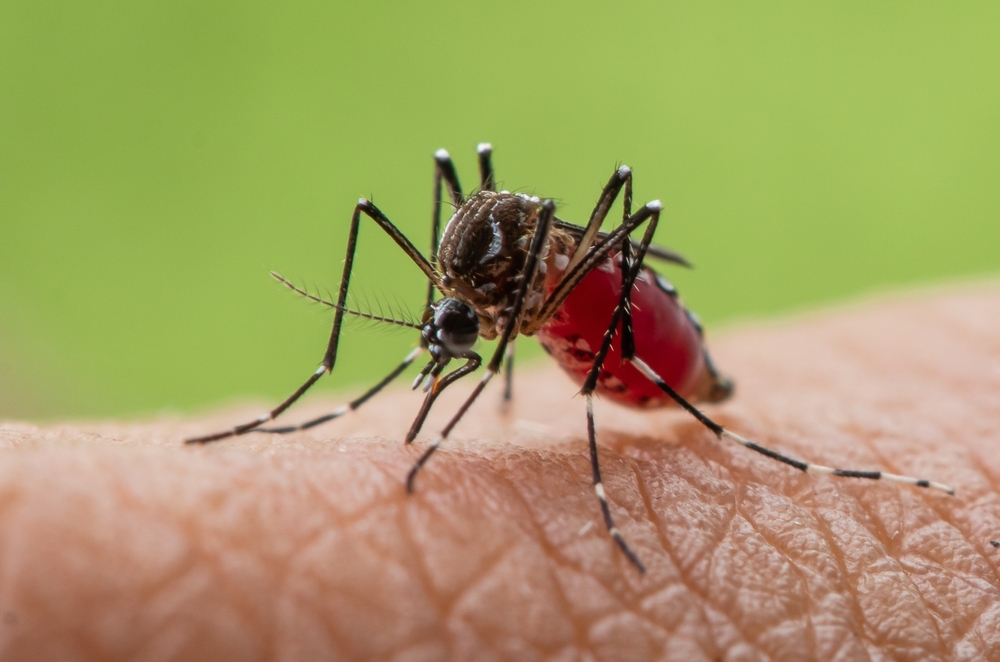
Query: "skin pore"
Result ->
[[0, 284, 998, 661]]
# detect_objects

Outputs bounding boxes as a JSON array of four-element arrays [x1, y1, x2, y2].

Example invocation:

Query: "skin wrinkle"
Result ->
[[508, 462, 640, 650], [712, 373, 988, 656], [446, 547, 524, 654], [852, 491, 946, 653], [327, 444, 465, 605], [923, 477, 1000, 590], [829, 504, 945, 660], [438, 533, 517, 654], [897, 522, 967, 650], [450, 544, 571, 662], [107, 461, 204, 622], [367, 509, 449, 652], [185, 506, 264, 657], [672, 418, 936, 660], [498, 442, 662, 650], [406, 449, 577, 660], [290, 535, 380, 660], [627, 461, 714, 651], [892, 520, 959, 650], [806, 502, 890, 658], [500, 448, 626, 600], [514, 455, 674, 661], [863, 436, 1000, 599], [406, 449, 520, 599], [394, 501, 449, 648], [822, 513, 901, 656], [627, 448, 774, 660], [719, 492, 792, 657], [857, 496, 940, 655], [487, 460, 595, 659], [678, 466, 766, 659], [725, 485, 820, 661], [895, 550, 973, 650], [626, 460, 725, 661], [673, 442, 740, 579], [810, 502, 883, 662]]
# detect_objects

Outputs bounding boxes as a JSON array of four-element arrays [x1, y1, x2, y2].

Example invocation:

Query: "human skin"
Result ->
[[0, 285, 998, 661]]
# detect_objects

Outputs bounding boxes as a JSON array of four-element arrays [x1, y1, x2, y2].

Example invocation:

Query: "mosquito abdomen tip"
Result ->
[[647, 199, 663, 211], [434, 148, 451, 161], [477, 142, 492, 154], [617, 165, 631, 178]]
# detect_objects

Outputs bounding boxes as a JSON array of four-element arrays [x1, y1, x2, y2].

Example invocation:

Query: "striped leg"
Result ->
[[501, 340, 515, 409], [405, 352, 483, 444], [627, 356, 955, 495], [586, 394, 647, 573], [577, 200, 663, 574], [477, 142, 495, 192], [255, 347, 425, 434], [428, 148, 463, 308]]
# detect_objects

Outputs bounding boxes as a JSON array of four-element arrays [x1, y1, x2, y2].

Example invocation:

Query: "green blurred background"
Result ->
[[1, 1, 998, 421]]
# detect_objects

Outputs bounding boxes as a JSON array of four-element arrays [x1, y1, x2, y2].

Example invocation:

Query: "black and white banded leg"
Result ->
[[405, 352, 483, 444], [406, 200, 557, 493], [501, 341, 515, 409], [577, 200, 664, 574], [477, 142, 496, 192], [256, 346, 426, 434], [186, 198, 440, 444], [428, 148, 463, 308], [625, 356, 955, 495]]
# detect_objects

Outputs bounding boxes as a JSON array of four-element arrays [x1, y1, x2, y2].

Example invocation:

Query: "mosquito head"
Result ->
[[424, 297, 480, 360]]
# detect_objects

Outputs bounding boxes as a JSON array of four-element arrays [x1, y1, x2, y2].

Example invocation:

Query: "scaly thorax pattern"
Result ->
[[437, 191, 575, 340]]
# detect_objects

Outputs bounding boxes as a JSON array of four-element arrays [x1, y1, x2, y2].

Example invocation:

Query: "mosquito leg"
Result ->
[[434, 148, 463, 208], [406, 200, 557, 492], [477, 142, 495, 192], [584, 394, 647, 573], [404, 352, 483, 446], [618, 180, 635, 360], [536, 192, 663, 329], [255, 347, 425, 434], [563, 165, 633, 276], [576, 201, 662, 574], [187, 199, 441, 444], [427, 149, 464, 309], [627, 356, 956, 495], [501, 340, 515, 409]]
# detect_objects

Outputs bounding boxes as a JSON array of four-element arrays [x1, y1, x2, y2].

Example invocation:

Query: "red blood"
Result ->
[[536, 254, 708, 408]]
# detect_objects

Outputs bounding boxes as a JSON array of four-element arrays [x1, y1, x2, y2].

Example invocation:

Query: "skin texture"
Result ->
[[1, 284, 998, 662]]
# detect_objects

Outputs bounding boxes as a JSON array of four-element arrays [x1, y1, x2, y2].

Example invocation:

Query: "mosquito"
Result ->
[[187, 143, 955, 573]]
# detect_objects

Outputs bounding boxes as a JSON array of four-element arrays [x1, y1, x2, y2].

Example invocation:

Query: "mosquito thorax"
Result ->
[[423, 297, 480, 360], [438, 190, 576, 339]]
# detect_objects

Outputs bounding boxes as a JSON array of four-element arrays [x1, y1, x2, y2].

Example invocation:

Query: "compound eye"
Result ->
[[433, 298, 480, 356]]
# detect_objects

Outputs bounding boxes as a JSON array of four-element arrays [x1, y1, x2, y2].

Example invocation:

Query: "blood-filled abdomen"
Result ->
[[536, 255, 720, 408]]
